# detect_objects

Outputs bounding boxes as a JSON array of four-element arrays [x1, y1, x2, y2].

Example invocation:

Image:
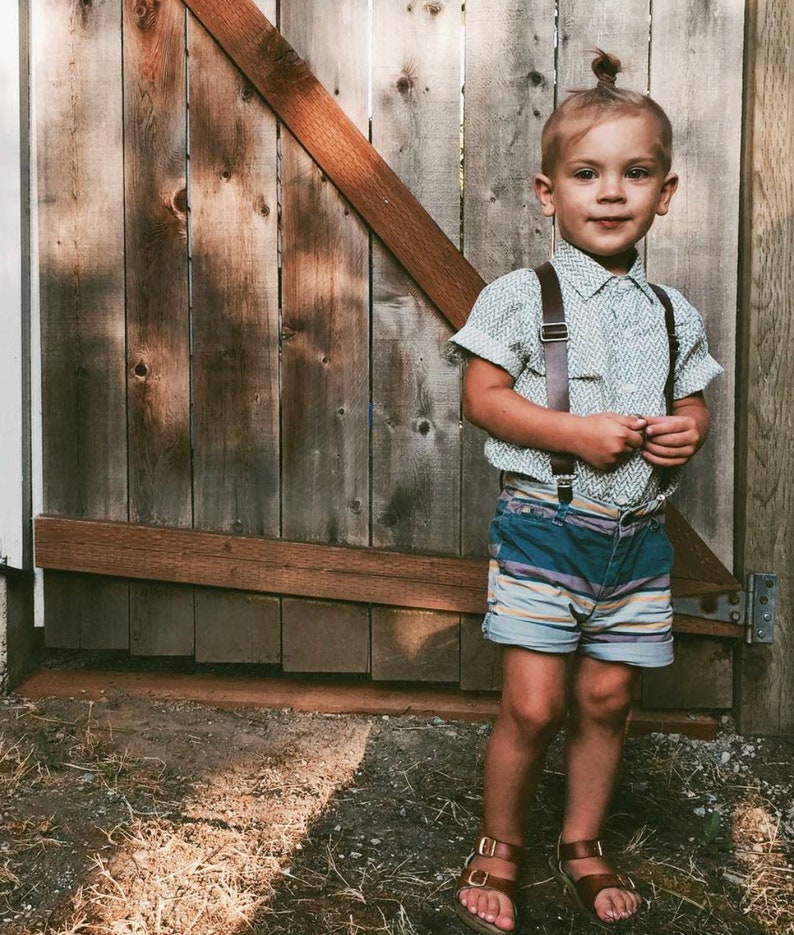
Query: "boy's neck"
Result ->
[[576, 244, 638, 276]]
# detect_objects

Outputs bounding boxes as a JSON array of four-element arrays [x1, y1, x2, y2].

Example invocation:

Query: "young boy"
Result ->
[[451, 51, 722, 933]]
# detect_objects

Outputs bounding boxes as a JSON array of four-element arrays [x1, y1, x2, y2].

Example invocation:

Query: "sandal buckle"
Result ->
[[477, 837, 497, 858], [466, 869, 489, 888]]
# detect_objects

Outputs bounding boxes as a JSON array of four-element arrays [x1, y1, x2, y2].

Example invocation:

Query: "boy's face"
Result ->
[[534, 112, 678, 275]]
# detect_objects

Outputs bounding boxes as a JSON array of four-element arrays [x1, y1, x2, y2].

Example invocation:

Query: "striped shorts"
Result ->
[[484, 477, 674, 668]]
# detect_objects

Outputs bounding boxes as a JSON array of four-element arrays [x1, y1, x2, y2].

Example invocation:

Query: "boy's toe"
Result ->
[[594, 886, 641, 923]]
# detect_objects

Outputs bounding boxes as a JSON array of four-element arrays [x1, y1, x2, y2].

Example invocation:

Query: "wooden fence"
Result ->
[[32, 0, 746, 706]]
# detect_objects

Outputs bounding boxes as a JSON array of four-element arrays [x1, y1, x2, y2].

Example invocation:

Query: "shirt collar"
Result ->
[[551, 239, 651, 299]]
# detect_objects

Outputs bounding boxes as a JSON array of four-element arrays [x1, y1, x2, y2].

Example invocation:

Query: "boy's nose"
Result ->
[[597, 177, 626, 201]]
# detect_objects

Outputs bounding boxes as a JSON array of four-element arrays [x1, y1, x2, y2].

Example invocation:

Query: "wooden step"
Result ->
[[15, 668, 717, 739]]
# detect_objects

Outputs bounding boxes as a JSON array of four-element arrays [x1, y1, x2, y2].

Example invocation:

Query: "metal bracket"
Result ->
[[671, 572, 777, 645], [746, 573, 777, 644], [672, 590, 746, 625]]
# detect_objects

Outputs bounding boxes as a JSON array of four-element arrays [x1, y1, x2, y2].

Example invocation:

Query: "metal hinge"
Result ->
[[671, 572, 777, 645], [745, 573, 777, 644]]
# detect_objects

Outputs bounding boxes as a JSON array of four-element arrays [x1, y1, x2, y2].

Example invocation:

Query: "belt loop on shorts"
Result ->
[[553, 501, 570, 526]]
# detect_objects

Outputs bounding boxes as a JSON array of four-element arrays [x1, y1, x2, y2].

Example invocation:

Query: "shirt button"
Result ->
[[622, 383, 637, 394], [615, 495, 628, 506], [617, 280, 631, 290]]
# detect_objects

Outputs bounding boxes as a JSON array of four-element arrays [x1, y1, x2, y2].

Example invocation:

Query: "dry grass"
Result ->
[[0, 695, 791, 935]]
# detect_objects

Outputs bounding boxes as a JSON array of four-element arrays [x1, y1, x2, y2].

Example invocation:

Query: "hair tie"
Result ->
[[597, 73, 617, 87]]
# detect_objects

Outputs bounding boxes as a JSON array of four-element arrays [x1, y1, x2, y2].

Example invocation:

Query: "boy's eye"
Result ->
[[626, 167, 650, 179], [573, 169, 597, 180]]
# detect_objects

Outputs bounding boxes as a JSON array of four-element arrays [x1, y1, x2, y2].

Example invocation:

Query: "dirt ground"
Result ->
[[0, 677, 792, 935]]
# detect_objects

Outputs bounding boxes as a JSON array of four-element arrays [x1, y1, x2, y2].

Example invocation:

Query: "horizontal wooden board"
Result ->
[[35, 517, 745, 634]]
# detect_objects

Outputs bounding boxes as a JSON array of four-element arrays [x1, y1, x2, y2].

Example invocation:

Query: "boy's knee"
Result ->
[[503, 695, 566, 740], [572, 683, 633, 727]]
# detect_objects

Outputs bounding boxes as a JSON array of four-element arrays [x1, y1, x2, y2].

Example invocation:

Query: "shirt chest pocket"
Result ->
[[515, 343, 604, 413]]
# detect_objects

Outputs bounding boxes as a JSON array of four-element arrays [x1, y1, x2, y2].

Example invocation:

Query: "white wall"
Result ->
[[0, 1, 25, 571]]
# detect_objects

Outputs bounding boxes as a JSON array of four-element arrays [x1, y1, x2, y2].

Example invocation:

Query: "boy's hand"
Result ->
[[641, 415, 700, 466], [641, 393, 711, 467], [573, 413, 647, 470]]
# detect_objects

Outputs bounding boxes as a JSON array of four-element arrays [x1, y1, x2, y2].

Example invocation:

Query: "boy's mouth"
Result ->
[[593, 217, 630, 229]]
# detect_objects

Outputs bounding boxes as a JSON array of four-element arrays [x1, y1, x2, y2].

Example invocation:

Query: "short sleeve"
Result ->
[[663, 287, 724, 399], [449, 269, 540, 379]]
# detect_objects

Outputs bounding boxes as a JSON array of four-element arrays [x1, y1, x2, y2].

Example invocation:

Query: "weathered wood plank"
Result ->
[[189, 0, 280, 539], [647, 0, 744, 569], [43, 572, 129, 651], [556, 1, 650, 96], [643, 639, 734, 710], [124, 0, 191, 525], [736, 0, 794, 735], [372, 608, 459, 683], [282, 598, 369, 674], [194, 588, 280, 664], [130, 582, 194, 656], [460, 614, 502, 691], [371, 0, 462, 557], [279, 0, 370, 673], [188, 0, 279, 663], [181, 0, 484, 331], [123, 0, 193, 655], [35, 516, 747, 616], [280, 0, 369, 547], [33, 0, 128, 648], [459, 1, 556, 567]]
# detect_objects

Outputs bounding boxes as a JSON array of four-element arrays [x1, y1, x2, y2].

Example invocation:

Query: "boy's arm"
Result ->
[[463, 356, 647, 471], [641, 392, 710, 467]]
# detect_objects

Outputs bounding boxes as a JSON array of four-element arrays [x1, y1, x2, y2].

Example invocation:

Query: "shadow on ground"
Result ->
[[1, 671, 791, 934]]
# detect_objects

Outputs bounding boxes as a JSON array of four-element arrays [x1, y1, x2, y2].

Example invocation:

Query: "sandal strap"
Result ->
[[573, 872, 635, 910], [470, 835, 525, 864], [558, 838, 605, 861], [456, 866, 518, 901]]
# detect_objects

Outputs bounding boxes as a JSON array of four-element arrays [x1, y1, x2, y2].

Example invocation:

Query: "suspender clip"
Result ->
[[555, 474, 576, 504]]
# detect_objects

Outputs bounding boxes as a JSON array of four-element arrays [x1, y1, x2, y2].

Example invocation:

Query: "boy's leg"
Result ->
[[458, 646, 568, 931], [561, 655, 642, 922]]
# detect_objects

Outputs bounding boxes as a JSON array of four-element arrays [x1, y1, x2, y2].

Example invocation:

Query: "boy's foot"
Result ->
[[550, 838, 641, 924], [454, 836, 523, 933], [560, 854, 641, 922]]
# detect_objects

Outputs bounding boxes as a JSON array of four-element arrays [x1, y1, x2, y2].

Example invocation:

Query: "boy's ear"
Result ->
[[534, 174, 556, 217], [655, 171, 679, 216]]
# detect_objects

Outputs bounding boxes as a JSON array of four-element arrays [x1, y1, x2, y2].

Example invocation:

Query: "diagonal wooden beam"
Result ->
[[181, 0, 484, 331]]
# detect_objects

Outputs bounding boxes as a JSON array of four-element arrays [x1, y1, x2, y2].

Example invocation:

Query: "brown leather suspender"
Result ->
[[536, 263, 577, 502], [649, 283, 679, 416], [535, 263, 678, 503]]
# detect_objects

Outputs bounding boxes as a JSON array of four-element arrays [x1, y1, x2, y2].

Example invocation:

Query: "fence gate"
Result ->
[[32, 0, 746, 711]]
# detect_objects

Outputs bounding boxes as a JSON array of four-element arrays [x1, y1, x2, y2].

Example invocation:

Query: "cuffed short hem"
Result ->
[[483, 613, 674, 668]]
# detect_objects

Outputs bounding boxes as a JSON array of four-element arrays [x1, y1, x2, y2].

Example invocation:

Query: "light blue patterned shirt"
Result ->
[[451, 241, 723, 506]]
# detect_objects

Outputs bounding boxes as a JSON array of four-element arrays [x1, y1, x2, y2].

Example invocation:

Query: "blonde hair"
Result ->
[[540, 49, 673, 175]]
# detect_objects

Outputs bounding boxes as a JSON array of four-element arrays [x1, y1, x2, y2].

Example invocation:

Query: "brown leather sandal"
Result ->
[[453, 835, 523, 934], [549, 837, 639, 924]]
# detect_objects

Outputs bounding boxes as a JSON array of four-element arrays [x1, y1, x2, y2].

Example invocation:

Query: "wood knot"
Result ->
[[424, 1, 443, 14], [133, 360, 149, 380], [172, 187, 187, 216], [257, 200, 270, 217], [133, 0, 160, 30], [396, 75, 413, 93], [240, 82, 254, 103], [412, 417, 432, 436], [528, 70, 545, 87]]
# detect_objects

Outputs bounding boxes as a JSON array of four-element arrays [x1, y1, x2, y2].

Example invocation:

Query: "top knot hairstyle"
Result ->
[[540, 49, 673, 175]]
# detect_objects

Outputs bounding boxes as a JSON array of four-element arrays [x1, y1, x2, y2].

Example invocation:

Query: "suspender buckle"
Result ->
[[540, 321, 569, 343]]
